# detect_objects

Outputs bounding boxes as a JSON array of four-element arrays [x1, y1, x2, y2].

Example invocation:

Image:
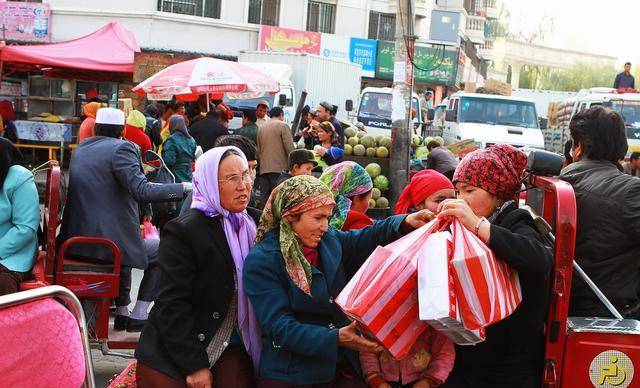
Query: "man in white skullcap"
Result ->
[[60, 107, 193, 332]]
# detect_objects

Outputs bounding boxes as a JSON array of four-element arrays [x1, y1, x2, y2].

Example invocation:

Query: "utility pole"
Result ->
[[389, 0, 415, 208]]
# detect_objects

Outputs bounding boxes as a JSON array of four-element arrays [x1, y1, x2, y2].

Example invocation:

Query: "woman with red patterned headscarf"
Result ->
[[438, 144, 553, 388]]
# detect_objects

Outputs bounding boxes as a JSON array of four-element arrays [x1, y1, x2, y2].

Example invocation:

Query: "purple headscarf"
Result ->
[[191, 146, 261, 369]]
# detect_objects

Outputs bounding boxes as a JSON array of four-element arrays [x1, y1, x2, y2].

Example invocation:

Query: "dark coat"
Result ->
[[189, 113, 229, 153], [135, 207, 262, 379], [243, 215, 406, 385], [450, 203, 553, 385], [560, 159, 640, 317], [162, 132, 196, 183], [59, 136, 183, 269]]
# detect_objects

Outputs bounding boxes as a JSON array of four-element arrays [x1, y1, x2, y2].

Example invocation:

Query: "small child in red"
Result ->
[[360, 326, 455, 387]]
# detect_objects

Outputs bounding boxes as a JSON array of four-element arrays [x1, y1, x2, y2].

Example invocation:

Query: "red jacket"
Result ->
[[343, 209, 374, 231], [124, 124, 152, 157]]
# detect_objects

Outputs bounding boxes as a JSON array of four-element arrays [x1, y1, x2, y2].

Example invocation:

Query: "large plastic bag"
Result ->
[[450, 219, 522, 330], [336, 218, 446, 359]]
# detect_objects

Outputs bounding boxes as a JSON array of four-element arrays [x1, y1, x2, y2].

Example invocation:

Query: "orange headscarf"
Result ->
[[83, 102, 101, 119]]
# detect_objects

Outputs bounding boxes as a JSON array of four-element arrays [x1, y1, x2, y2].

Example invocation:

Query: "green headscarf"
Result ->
[[256, 175, 335, 296], [319, 161, 373, 230]]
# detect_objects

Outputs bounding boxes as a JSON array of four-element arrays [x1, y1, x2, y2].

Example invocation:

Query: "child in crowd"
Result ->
[[360, 324, 455, 388]]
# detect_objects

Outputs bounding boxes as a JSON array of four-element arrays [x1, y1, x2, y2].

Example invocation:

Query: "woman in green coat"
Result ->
[[162, 114, 196, 183]]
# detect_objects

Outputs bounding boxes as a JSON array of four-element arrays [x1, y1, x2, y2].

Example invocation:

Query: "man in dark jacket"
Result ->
[[560, 106, 640, 319], [60, 108, 190, 332], [613, 62, 635, 90], [144, 104, 163, 149], [189, 109, 229, 152]]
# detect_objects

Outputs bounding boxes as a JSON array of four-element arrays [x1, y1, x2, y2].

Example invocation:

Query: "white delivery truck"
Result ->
[[225, 51, 362, 129], [442, 92, 545, 149], [565, 88, 640, 154], [355, 87, 424, 137]]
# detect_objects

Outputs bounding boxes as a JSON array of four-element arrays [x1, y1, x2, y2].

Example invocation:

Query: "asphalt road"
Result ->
[[92, 268, 143, 387]]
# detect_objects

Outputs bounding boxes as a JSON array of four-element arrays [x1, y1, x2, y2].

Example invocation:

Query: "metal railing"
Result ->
[[157, 0, 221, 19]]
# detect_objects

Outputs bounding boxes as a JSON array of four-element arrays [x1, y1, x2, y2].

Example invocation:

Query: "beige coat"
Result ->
[[257, 118, 295, 175]]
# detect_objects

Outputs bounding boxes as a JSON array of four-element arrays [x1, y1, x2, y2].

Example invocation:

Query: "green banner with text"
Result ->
[[375, 41, 457, 85]]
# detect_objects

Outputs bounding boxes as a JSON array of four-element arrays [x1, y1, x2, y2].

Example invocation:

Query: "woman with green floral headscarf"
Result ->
[[319, 161, 374, 231], [243, 175, 435, 387]]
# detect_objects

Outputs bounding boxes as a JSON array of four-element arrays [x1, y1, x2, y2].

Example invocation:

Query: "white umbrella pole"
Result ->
[[206, 93, 210, 112]]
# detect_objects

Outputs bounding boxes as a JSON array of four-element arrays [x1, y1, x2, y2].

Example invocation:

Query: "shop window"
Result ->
[[368, 11, 395, 41], [307, 1, 336, 34], [157, 0, 221, 19], [248, 0, 280, 26]]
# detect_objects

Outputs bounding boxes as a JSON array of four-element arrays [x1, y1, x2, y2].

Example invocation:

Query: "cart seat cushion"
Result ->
[[0, 297, 86, 387]]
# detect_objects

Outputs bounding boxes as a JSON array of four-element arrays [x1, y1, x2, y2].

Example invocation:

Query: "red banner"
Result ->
[[259, 25, 320, 55]]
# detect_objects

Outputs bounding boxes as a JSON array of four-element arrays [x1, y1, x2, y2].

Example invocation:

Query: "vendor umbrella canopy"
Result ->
[[132, 57, 280, 101], [0, 22, 139, 75]]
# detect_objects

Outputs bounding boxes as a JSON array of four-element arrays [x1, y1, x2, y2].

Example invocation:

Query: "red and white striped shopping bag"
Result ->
[[450, 219, 522, 330]]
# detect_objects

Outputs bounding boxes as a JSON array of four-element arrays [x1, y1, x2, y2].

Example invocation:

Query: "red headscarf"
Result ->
[[453, 144, 527, 200], [395, 169, 454, 214]]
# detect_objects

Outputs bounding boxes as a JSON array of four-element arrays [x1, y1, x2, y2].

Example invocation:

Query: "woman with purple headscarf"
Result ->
[[135, 146, 262, 388]]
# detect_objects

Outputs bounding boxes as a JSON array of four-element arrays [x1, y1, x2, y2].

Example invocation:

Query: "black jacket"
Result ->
[[560, 159, 640, 317], [145, 116, 163, 148], [453, 203, 553, 383], [189, 113, 229, 153], [135, 207, 261, 379]]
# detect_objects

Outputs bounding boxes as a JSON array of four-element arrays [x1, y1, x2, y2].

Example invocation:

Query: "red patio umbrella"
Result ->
[[132, 57, 279, 101]]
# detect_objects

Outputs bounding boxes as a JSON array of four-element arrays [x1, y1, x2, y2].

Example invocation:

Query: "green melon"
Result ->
[[357, 130, 366, 138], [376, 197, 389, 208], [344, 143, 353, 155], [379, 136, 392, 149], [344, 126, 357, 138], [353, 144, 366, 156], [366, 147, 377, 157], [412, 134, 421, 147], [365, 163, 382, 178], [375, 135, 385, 146], [424, 136, 434, 146], [371, 188, 381, 200], [347, 137, 359, 147], [373, 175, 389, 190], [434, 136, 445, 146], [368, 198, 377, 208], [376, 146, 389, 158], [360, 135, 376, 149]]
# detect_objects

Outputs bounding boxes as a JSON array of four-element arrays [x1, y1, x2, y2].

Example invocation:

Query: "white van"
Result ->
[[442, 92, 545, 149], [356, 87, 423, 137], [568, 88, 640, 154]]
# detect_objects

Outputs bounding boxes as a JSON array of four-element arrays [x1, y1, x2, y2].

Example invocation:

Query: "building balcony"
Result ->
[[465, 15, 485, 44], [485, 0, 499, 19], [478, 39, 495, 60]]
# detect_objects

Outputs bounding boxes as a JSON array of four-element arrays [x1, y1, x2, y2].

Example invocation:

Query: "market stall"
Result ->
[[0, 22, 139, 164]]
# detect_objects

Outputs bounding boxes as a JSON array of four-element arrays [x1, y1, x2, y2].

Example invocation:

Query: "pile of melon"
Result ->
[[413, 135, 445, 160], [343, 127, 391, 158], [364, 162, 390, 209]]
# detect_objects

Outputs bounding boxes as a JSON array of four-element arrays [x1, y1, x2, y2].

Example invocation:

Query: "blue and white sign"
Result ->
[[349, 37, 377, 78], [320, 33, 350, 62]]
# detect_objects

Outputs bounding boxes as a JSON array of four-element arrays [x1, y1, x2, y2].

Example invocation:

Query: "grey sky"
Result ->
[[502, 0, 639, 67]]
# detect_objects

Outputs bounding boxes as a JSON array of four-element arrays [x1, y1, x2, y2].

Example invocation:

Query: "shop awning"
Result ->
[[0, 22, 140, 75]]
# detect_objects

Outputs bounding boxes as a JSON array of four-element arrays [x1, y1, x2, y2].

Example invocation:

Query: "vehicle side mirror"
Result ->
[[427, 108, 435, 121], [278, 94, 287, 107], [345, 99, 354, 112], [525, 149, 563, 176], [539, 117, 548, 130], [445, 109, 457, 122]]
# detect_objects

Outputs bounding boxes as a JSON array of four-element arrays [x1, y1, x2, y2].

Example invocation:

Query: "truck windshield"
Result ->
[[224, 95, 275, 110], [358, 92, 420, 122], [459, 97, 538, 128], [610, 100, 640, 138]]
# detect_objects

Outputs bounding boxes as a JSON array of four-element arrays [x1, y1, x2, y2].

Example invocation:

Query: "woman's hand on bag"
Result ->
[[186, 368, 212, 388], [338, 321, 383, 353], [437, 199, 480, 230], [401, 209, 436, 233]]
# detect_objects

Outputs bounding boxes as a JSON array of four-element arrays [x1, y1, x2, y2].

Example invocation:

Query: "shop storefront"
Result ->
[[0, 22, 139, 165]]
